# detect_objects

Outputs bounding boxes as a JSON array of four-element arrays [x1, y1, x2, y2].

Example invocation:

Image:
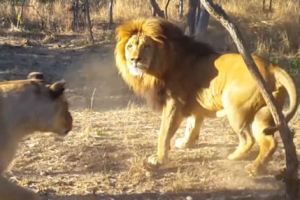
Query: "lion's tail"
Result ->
[[273, 66, 298, 123], [264, 66, 298, 134]]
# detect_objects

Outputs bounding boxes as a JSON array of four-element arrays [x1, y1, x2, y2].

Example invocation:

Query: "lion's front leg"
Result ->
[[147, 100, 183, 167]]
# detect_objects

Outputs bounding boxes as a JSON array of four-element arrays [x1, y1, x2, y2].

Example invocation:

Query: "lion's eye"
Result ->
[[127, 44, 132, 49]]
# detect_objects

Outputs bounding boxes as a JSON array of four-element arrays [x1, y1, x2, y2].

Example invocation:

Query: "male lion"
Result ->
[[0, 72, 73, 200], [114, 17, 298, 176]]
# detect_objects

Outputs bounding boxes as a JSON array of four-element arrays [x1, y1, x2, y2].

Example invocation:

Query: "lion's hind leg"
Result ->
[[246, 106, 277, 176], [227, 126, 255, 161], [174, 114, 204, 149], [225, 105, 255, 161]]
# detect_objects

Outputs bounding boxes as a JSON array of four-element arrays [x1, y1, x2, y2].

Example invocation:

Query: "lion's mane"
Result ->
[[114, 17, 217, 110]]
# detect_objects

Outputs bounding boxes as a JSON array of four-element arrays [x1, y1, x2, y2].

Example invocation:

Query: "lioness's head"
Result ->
[[124, 34, 156, 77], [44, 80, 73, 136], [2, 73, 73, 136]]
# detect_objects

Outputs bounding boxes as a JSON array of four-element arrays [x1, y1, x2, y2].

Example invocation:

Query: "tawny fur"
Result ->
[[0, 72, 73, 200], [114, 17, 298, 176]]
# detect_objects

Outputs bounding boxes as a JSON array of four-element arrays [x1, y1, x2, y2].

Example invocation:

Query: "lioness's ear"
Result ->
[[48, 80, 66, 99], [27, 72, 44, 80]]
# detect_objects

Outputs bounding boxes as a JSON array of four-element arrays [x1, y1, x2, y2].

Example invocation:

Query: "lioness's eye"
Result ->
[[127, 44, 132, 49]]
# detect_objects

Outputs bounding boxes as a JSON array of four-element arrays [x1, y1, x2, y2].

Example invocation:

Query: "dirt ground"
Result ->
[[0, 28, 300, 200]]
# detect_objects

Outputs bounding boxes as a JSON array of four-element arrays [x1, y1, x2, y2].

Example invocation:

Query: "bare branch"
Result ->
[[178, 0, 184, 19], [108, 0, 113, 27], [199, 0, 299, 199], [299, 0, 300, 23], [164, 0, 171, 19], [262, 0, 272, 12], [85, 0, 94, 44], [149, 0, 165, 18]]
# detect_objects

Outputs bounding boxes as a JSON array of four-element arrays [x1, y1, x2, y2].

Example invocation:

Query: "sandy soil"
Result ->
[[0, 30, 299, 200]]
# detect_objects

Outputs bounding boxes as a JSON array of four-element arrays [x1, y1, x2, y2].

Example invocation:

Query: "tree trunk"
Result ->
[[108, 0, 113, 27], [199, 1, 299, 200], [298, 0, 300, 23], [85, 0, 94, 44], [71, 1, 76, 31], [71, 0, 80, 31], [195, 2, 210, 37], [186, 0, 199, 36], [178, 0, 184, 20], [152, 7, 157, 17], [149, 0, 165, 18], [262, 0, 272, 12], [7, 1, 17, 27], [268, 0, 272, 11]]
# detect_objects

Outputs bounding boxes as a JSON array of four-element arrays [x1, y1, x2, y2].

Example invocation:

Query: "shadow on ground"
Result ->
[[46, 189, 285, 200]]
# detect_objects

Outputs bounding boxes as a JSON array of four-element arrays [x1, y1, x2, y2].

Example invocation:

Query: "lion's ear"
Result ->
[[47, 80, 66, 99], [27, 72, 44, 80], [115, 28, 124, 43]]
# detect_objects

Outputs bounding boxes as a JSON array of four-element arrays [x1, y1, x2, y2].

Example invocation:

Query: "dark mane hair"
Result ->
[[147, 18, 217, 58], [114, 17, 218, 110]]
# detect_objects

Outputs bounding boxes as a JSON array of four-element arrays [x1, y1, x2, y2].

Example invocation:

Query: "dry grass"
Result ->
[[0, 0, 299, 199], [0, 0, 299, 57], [10, 105, 300, 199], [0, 37, 298, 200]]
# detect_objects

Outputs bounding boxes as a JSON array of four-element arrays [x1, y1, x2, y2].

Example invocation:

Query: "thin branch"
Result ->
[[164, 0, 171, 19], [90, 87, 97, 110], [149, 0, 165, 18], [199, 1, 299, 199], [178, 0, 184, 19], [85, 0, 94, 44], [108, 0, 113, 27]]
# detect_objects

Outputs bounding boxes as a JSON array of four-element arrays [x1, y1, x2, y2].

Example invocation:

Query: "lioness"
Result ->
[[114, 17, 298, 176], [0, 72, 73, 200]]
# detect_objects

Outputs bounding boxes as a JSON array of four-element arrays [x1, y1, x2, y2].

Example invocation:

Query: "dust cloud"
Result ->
[[63, 43, 139, 112]]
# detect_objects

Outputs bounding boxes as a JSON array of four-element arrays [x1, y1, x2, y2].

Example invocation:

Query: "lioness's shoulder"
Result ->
[[0, 77, 44, 92], [0, 72, 66, 99], [0, 72, 44, 86]]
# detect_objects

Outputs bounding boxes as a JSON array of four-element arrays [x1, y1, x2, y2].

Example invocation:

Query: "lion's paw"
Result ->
[[227, 149, 246, 161], [147, 154, 164, 167], [245, 163, 266, 177], [174, 138, 195, 149], [227, 152, 242, 160]]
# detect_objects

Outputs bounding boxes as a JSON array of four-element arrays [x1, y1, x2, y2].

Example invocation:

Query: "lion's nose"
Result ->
[[131, 57, 141, 63]]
